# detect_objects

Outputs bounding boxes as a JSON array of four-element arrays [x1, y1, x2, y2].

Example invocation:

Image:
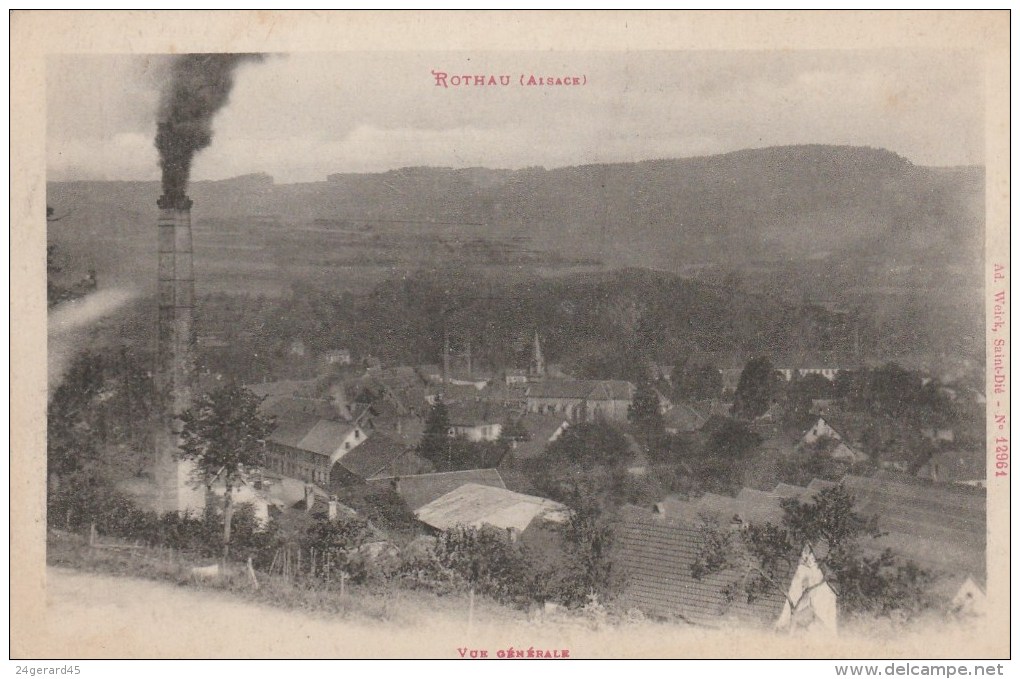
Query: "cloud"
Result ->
[[48, 51, 984, 183]]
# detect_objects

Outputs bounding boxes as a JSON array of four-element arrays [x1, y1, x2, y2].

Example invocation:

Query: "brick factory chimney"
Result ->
[[154, 187, 204, 513]]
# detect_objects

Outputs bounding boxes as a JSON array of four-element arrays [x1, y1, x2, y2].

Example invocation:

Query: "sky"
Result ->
[[47, 50, 984, 184]]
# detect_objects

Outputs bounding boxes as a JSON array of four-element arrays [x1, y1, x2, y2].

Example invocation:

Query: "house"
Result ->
[[503, 414, 570, 461], [921, 427, 956, 443], [247, 378, 321, 401], [446, 401, 508, 442], [525, 379, 634, 422], [415, 483, 568, 534], [720, 368, 744, 392], [349, 367, 429, 418], [288, 338, 307, 357], [616, 505, 799, 627], [814, 436, 868, 464], [800, 417, 843, 446], [504, 368, 529, 385], [478, 380, 528, 408], [321, 348, 352, 366], [370, 468, 507, 511], [916, 449, 986, 488], [775, 545, 839, 635], [416, 364, 443, 384], [426, 382, 488, 405], [208, 481, 285, 527], [794, 368, 841, 381], [265, 418, 367, 485], [950, 575, 987, 616], [328, 432, 427, 488], [447, 372, 493, 389], [260, 395, 338, 422], [796, 417, 866, 463], [811, 398, 837, 413]]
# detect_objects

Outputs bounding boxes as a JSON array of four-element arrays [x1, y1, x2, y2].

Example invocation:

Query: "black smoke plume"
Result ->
[[156, 53, 263, 201]]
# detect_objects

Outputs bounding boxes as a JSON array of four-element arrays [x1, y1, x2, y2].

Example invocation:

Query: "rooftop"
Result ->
[[616, 505, 788, 626], [333, 432, 413, 480], [415, 483, 568, 532], [374, 468, 507, 511], [446, 401, 510, 427], [527, 379, 634, 401]]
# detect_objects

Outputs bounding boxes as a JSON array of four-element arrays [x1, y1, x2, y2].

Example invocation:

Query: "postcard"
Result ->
[[11, 10, 1010, 660]]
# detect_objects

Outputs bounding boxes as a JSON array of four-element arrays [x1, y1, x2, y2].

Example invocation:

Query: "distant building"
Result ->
[[502, 414, 570, 462], [917, 449, 986, 488], [775, 546, 839, 635], [720, 368, 743, 392], [663, 401, 708, 434], [800, 417, 843, 446], [950, 575, 987, 616], [288, 339, 308, 357], [525, 379, 634, 422], [446, 373, 492, 389], [329, 432, 426, 488], [417, 364, 443, 383], [798, 417, 866, 463], [446, 401, 508, 442], [322, 348, 352, 366], [504, 368, 529, 385], [921, 427, 956, 443], [777, 367, 843, 382], [265, 418, 367, 486]]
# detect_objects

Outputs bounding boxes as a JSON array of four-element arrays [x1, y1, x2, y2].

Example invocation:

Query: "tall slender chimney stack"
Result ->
[[155, 177, 203, 513]]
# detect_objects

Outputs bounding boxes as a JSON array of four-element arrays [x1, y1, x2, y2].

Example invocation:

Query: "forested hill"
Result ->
[[48, 145, 984, 369], [49, 144, 983, 273]]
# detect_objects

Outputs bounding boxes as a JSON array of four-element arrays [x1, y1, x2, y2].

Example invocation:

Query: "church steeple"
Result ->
[[530, 331, 545, 377]]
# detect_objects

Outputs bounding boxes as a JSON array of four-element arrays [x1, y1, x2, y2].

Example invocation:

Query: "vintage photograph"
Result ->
[[15, 11, 1010, 660]]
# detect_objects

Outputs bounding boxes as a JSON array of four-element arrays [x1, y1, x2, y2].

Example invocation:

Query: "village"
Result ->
[[126, 319, 984, 635]]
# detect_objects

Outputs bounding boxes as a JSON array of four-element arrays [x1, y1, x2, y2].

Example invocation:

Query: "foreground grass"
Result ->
[[43, 530, 998, 659], [45, 529, 528, 627]]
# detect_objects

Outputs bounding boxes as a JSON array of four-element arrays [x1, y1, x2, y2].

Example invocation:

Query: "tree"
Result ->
[[690, 416, 763, 492], [303, 514, 373, 583], [692, 483, 933, 620], [704, 417, 762, 459], [733, 356, 781, 419], [418, 399, 451, 466], [178, 384, 276, 557], [673, 360, 723, 401], [497, 416, 530, 448], [556, 490, 620, 606], [628, 377, 665, 444], [545, 421, 630, 469], [48, 347, 158, 488]]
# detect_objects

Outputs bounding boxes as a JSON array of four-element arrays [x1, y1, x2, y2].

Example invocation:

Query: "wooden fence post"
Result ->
[[468, 587, 475, 636], [247, 556, 259, 590]]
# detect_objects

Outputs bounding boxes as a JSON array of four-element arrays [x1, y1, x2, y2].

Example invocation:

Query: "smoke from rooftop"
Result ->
[[156, 53, 263, 200]]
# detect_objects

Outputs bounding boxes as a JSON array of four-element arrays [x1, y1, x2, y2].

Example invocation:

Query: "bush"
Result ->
[[398, 526, 539, 608]]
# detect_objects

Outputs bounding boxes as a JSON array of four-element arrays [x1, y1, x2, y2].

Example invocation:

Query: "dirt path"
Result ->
[[20, 567, 994, 659], [31, 567, 577, 658]]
